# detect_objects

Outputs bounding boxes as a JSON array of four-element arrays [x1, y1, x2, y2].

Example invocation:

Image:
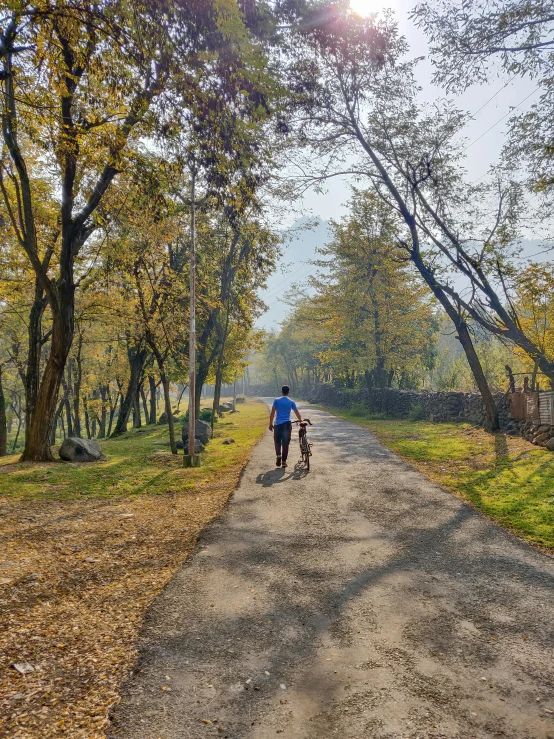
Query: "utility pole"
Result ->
[[184, 168, 201, 468]]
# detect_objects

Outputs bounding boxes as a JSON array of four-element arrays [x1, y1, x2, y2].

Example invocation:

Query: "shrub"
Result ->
[[349, 402, 368, 417], [408, 403, 425, 422], [183, 408, 217, 423]]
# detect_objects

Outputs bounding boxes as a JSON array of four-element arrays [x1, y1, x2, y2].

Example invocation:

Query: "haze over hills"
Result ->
[[257, 218, 331, 330], [257, 221, 554, 332]]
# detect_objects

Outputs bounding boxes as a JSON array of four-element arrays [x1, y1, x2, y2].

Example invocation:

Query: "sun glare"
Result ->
[[349, 0, 396, 16]]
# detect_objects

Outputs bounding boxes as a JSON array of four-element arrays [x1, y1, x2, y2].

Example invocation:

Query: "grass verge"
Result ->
[[0, 399, 267, 739], [317, 405, 554, 552]]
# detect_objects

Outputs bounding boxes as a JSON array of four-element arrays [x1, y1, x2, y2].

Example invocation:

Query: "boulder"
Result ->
[[546, 438, 554, 452], [222, 437, 235, 445], [184, 438, 205, 454], [534, 431, 551, 445], [182, 419, 213, 446], [157, 411, 179, 425], [59, 438, 103, 463]]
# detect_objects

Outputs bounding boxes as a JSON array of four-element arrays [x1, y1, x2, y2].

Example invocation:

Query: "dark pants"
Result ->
[[273, 421, 292, 462]]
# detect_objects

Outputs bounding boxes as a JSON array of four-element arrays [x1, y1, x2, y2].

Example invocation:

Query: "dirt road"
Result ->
[[109, 401, 554, 739]]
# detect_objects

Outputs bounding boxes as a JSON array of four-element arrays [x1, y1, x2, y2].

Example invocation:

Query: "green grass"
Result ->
[[319, 405, 554, 551], [0, 399, 268, 501]]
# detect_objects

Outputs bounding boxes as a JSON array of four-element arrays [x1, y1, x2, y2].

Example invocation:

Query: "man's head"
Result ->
[[281, 385, 290, 396]]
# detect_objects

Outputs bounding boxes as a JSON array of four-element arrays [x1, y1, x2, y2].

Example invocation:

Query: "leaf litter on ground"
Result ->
[[0, 399, 267, 739]]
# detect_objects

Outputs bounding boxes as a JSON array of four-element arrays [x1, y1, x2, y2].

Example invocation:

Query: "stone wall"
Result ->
[[249, 382, 554, 450], [301, 384, 511, 427], [505, 419, 554, 450], [250, 382, 509, 425]]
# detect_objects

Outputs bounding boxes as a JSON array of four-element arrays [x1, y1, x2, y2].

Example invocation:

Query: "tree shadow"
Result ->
[[494, 432, 512, 471], [109, 495, 554, 739], [108, 400, 554, 739]]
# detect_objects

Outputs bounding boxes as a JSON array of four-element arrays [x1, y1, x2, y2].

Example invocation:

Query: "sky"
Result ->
[[256, 0, 544, 331]]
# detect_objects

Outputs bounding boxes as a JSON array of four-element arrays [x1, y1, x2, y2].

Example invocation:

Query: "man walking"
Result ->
[[269, 385, 303, 468]]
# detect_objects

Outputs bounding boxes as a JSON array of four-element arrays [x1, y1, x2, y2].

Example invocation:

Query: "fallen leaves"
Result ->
[[0, 470, 252, 738]]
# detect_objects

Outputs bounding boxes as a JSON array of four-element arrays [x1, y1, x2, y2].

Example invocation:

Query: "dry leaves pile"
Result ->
[[0, 463, 245, 738]]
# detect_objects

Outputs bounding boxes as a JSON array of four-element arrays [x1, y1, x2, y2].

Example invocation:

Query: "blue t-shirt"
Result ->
[[272, 396, 297, 425]]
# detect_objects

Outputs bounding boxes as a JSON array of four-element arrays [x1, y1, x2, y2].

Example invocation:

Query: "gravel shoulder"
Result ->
[[109, 401, 554, 739]]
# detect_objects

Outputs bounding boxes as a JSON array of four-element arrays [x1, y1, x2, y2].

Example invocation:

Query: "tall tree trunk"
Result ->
[[364, 369, 375, 413], [212, 313, 230, 426], [24, 288, 47, 451], [160, 371, 177, 454], [140, 383, 149, 424], [0, 367, 7, 457], [148, 375, 157, 424], [195, 364, 209, 418], [98, 385, 108, 438], [411, 252, 499, 431], [21, 287, 75, 461], [456, 320, 499, 431], [61, 373, 73, 437], [175, 383, 187, 411], [83, 396, 91, 439], [132, 392, 142, 428], [212, 363, 224, 426], [111, 341, 147, 437], [73, 334, 83, 437], [50, 396, 65, 446], [11, 395, 23, 453], [107, 392, 119, 437], [147, 347, 176, 454]]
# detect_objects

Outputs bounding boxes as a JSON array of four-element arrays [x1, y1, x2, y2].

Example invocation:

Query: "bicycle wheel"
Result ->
[[301, 437, 310, 471]]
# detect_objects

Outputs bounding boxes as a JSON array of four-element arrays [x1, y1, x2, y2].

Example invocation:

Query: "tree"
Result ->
[[513, 263, 554, 384], [283, 7, 554, 427], [310, 191, 437, 396], [194, 211, 280, 416], [261, 191, 437, 399], [411, 0, 554, 90], [0, 1, 179, 459], [0, 0, 282, 461], [411, 0, 554, 202]]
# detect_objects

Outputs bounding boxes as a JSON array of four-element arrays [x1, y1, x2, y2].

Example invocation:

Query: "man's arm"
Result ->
[[269, 406, 276, 430], [294, 408, 302, 422]]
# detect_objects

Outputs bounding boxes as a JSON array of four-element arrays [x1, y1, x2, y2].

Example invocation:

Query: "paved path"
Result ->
[[109, 401, 554, 739]]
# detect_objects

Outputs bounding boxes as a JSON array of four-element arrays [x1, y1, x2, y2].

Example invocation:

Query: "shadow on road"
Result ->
[[255, 468, 286, 486], [109, 402, 554, 739], [255, 463, 309, 486]]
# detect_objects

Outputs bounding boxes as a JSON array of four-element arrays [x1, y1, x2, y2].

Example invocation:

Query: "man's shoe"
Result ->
[[276, 456, 282, 467], [282, 461, 288, 469]]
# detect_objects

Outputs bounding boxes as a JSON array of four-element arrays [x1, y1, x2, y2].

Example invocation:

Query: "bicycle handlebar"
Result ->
[[292, 418, 312, 425]]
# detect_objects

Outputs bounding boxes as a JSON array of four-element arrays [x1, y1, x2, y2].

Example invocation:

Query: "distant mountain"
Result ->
[[256, 227, 554, 332]]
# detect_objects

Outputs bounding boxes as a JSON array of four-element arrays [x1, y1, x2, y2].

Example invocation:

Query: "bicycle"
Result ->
[[293, 418, 312, 470]]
